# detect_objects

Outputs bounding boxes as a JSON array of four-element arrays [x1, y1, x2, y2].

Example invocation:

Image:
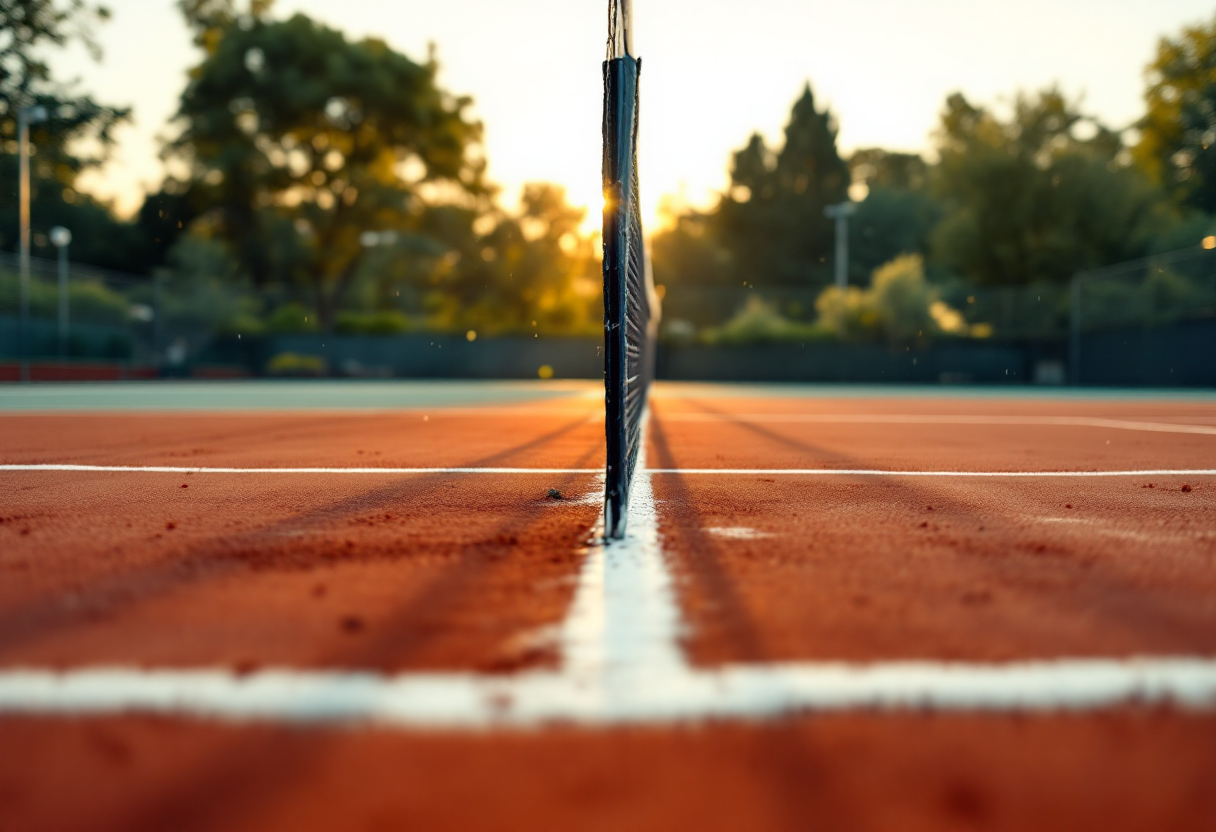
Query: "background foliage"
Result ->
[[3, 2, 1216, 347]]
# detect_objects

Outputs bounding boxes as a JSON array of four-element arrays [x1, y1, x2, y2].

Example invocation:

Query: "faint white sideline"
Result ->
[[658, 413, 1216, 436], [4, 464, 1215, 478], [2, 423, 1216, 726], [0, 465, 599, 475], [648, 469, 1216, 477]]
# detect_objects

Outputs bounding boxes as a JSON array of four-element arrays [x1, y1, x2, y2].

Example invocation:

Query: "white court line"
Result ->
[[659, 413, 1216, 436], [2, 420, 1216, 725], [0, 464, 599, 475], [0, 407, 605, 418], [648, 469, 1216, 477], [3, 464, 1215, 477], [3, 659, 1215, 726]]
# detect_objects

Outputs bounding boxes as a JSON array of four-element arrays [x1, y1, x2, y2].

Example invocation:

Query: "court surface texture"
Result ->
[[1, 380, 1215, 831]]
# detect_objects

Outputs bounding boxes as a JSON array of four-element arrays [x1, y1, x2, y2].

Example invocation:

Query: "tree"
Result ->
[[815, 254, 966, 344], [169, 9, 484, 330], [847, 148, 941, 284], [0, 0, 133, 263], [1135, 14, 1216, 212], [433, 184, 600, 335], [713, 84, 850, 288], [654, 84, 849, 294], [650, 84, 849, 331], [1, 0, 111, 100], [848, 148, 928, 192], [930, 89, 1170, 286]]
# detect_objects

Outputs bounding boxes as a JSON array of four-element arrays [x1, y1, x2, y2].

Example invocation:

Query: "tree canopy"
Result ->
[[9, 2, 1214, 349], [0, 0, 134, 265], [1135, 14, 1216, 213], [653, 83, 850, 298], [168, 10, 484, 329], [714, 84, 850, 288], [930, 89, 1169, 286]]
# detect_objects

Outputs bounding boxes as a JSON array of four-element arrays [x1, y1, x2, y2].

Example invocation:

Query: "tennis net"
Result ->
[[602, 0, 659, 539]]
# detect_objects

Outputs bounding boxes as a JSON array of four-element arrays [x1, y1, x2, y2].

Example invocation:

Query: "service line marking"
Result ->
[[658, 413, 1216, 436], [2, 419, 1216, 726], [4, 659, 1215, 727], [0, 407, 606, 419], [0, 464, 600, 475], [647, 469, 1216, 477], [3, 464, 1215, 477]]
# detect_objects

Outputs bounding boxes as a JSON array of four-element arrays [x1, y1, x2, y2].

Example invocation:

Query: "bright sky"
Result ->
[[57, 0, 1216, 230]]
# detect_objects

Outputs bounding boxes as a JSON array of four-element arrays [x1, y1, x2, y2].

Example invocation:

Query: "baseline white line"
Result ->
[[2, 659, 1215, 726], [0, 408, 604, 418], [4, 465, 1213, 477], [658, 413, 1216, 436], [3, 415, 1216, 725], [0, 464, 599, 475], [560, 425, 686, 683], [647, 469, 1216, 477]]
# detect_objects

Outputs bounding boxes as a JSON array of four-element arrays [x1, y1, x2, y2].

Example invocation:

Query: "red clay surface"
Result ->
[[647, 392, 1216, 664], [0, 407, 603, 672], [4, 386, 1216, 831], [651, 392, 1216, 470], [2, 710, 1214, 832], [0, 408, 602, 468]]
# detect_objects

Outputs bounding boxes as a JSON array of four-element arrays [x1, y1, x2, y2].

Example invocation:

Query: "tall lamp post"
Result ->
[[18, 104, 48, 381], [824, 201, 856, 290], [50, 226, 72, 358]]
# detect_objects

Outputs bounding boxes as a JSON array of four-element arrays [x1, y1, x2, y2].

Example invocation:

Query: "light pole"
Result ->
[[50, 226, 72, 358], [17, 102, 48, 381], [824, 201, 856, 290]]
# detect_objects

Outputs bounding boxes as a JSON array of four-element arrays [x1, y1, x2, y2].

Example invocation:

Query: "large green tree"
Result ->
[[848, 148, 928, 192], [651, 84, 849, 329], [411, 183, 600, 335], [169, 7, 484, 330], [930, 89, 1170, 286], [847, 148, 942, 284], [713, 84, 850, 288], [1135, 14, 1216, 212]]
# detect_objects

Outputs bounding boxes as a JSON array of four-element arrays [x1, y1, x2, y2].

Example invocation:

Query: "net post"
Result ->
[[608, 0, 633, 59], [602, 0, 655, 540]]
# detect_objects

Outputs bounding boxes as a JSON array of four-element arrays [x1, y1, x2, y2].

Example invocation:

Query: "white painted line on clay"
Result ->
[[4, 465, 1213, 478], [3, 413, 1216, 726], [647, 469, 1216, 477], [706, 527, 774, 540], [1, 659, 1215, 727], [0, 464, 599, 475], [658, 413, 1216, 436], [0, 407, 605, 418]]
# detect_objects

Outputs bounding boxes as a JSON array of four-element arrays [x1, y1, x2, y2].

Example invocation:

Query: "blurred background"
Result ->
[[2, 0, 1214, 385]]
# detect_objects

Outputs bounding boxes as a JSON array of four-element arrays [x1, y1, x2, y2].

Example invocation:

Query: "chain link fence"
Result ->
[[1069, 247, 1216, 383], [4, 246, 1214, 384], [660, 248, 1215, 338], [0, 251, 253, 376]]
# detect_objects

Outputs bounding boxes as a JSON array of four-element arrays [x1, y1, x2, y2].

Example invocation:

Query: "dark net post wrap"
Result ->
[[602, 54, 657, 539]]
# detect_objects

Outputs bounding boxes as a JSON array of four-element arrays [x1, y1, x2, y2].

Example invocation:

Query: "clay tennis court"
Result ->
[[2, 380, 1215, 831]]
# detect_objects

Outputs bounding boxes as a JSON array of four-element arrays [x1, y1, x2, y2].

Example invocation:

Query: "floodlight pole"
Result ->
[[17, 102, 48, 381], [824, 201, 856, 290], [51, 226, 72, 358]]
